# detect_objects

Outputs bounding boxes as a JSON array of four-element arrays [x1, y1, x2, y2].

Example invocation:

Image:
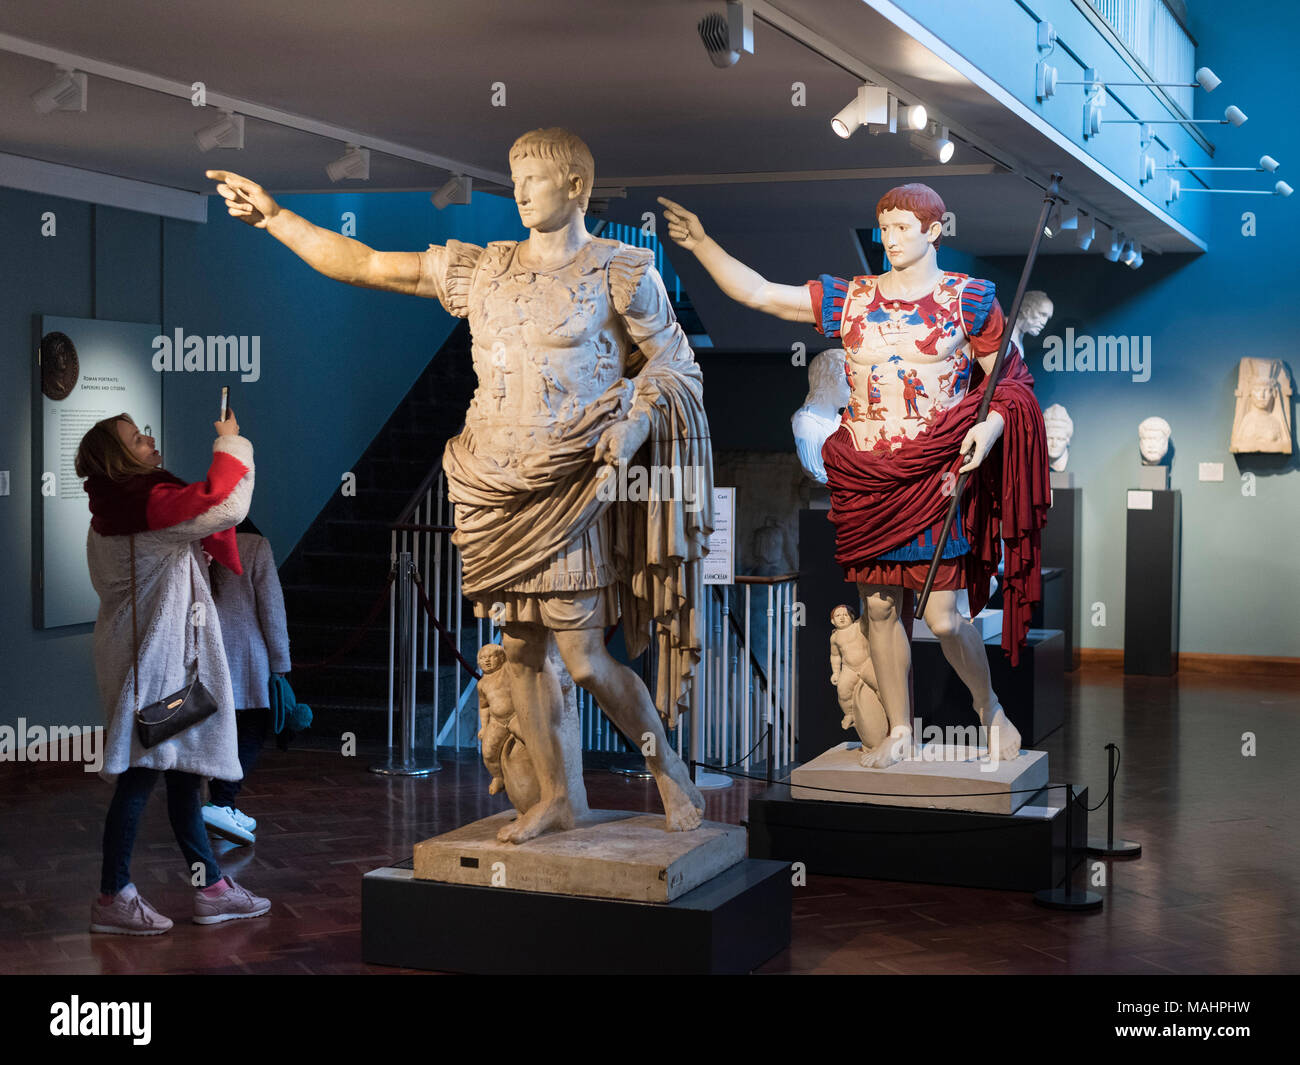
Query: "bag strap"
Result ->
[[130, 534, 139, 715], [129, 534, 204, 719]]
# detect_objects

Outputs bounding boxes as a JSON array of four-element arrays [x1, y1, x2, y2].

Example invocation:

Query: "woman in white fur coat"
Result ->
[[77, 409, 271, 935]]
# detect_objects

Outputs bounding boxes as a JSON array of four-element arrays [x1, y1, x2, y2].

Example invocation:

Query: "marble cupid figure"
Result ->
[[209, 129, 712, 842], [662, 185, 1051, 766]]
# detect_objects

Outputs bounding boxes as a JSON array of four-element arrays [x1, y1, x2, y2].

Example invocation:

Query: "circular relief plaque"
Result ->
[[41, 331, 79, 401]]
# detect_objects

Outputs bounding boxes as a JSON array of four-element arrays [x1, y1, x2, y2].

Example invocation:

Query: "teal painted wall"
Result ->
[[1, 186, 522, 732]]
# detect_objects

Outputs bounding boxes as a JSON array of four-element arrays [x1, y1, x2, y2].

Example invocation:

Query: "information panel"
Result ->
[[702, 487, 735, 586], [35, 315, 162, 628]]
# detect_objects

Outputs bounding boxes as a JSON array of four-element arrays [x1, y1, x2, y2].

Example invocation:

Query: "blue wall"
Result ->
[[1, 185, 522, 732]]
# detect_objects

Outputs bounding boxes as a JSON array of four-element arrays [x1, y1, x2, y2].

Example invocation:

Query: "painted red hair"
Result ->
[[876, 183, 946, 248]]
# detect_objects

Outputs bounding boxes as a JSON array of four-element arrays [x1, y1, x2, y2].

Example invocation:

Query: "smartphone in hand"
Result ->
[[220, 386, 229, 423]]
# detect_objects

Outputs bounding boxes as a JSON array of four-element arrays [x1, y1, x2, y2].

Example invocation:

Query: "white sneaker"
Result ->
[[228, 807, 257, 832], [202, 803, 254, 845]]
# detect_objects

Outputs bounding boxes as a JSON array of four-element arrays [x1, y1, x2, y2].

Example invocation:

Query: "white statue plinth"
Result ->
[[1049, 470, 1074, 489], [790, 742, 1048, 814], [413, 810, 746, 903]]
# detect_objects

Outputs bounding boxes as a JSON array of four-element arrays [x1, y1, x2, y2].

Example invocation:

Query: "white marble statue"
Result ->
[[1230, 357, 1293, 454], [1042, 403, 1073, 472], [829, 604, 890, 763], [1011, 290, 1053, 356], [1138, 416, 1172, 465], [791, 348, 850, 483], [209, 128, 712, 844]]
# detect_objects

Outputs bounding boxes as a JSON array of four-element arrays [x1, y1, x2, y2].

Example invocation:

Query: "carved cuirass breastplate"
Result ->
[[463, 241, 631, 461]]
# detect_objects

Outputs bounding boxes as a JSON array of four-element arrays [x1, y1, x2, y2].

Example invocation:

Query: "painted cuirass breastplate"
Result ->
[[464, 241, 632, 462]]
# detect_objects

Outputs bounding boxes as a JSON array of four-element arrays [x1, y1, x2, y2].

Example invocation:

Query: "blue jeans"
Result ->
[[100, 767, 222, 895], [209, 707, 270, 808]]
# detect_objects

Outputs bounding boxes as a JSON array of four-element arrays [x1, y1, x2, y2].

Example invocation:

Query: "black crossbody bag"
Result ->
[[131, 536, 219, 749]]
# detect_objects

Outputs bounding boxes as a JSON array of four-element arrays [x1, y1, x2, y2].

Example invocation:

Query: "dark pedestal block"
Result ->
[[747, 783, 1088, 892], [912, 628, 1064, 744], [362, 857, 792, 974], [798, 509, 848, 762], [1124, 489, 1181, 676], [1042, 486, 1081, 670]]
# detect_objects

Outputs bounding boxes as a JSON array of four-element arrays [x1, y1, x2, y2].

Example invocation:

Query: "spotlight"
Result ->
[[194, 111, 244, 152], [1195, 67, 1221, 92], [32, 68, 86, 114], [1103, 231, 1124, 262], [898, 101, 928, 131], [697, 1, 755, 68], [1167, 178, 1181, 203], [432, 174, 472, 209], [326, 144, 369, 182], [909, 123, 953, 163], [831, 84, 888, 139], [1127, 245, 1144, 269], [1260, 155, 1280, 173], [1224, 105, 1248, 127], [1120, 240, 1138, 266], [1076, 213, 1095, 250], [1277, 181, 1294, 197]]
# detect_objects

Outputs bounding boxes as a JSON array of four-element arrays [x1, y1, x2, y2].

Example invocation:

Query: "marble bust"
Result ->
[[1230, 357, 1293, 454], [1011, 290, 1053, 356], [791, 348, 850, 483], [1138, 416, 1172, 465], [1042, 403, 1073, 472]]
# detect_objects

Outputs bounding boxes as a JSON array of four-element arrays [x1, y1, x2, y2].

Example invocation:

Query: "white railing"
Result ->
[[693, 577, 799, 775], [1085, 0, 1196, 113], [383, 469, 798, 773]]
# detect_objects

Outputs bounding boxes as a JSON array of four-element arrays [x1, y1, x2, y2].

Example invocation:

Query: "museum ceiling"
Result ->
[[0, 0, 1206, 258]]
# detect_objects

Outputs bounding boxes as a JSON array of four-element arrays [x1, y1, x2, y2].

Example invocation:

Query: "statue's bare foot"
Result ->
[[860, 727, 911, 769], [981, 706, 1022, 761], [488, 776, 504, 796], [652, 754, 705, 832], [496, 797, 575, 844]]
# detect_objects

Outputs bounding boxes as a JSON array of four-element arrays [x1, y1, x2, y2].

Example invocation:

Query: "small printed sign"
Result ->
[[703, 487, 734, 585], [1127, 489, 1154, 511], [1198, 462, 1224, 482]]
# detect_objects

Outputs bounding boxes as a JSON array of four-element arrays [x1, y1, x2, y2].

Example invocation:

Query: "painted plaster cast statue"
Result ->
[[1230, 357, 1293, 454], [210, 128, 712, 843], [829, 605, 889, 761], [1010, 290, 1053, 357], [662, 185, 1050, 766], [1138, 416, 1172, 465], [792, 348, 850, 483], [1042, 403, 1074, 472]]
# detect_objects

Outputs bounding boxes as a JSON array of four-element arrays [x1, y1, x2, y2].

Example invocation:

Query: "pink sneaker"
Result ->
[[192, 878, 271, 925], [90, 884, 173, 936]]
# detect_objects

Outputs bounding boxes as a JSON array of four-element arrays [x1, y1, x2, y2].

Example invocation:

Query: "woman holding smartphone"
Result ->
[[76, 408, 271, 934]]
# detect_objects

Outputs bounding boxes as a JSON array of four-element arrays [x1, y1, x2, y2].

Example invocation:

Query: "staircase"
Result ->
[[278, 321, 476, 746]]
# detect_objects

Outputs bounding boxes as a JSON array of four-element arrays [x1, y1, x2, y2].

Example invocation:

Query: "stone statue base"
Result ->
[[413, 810, 745, 903], [790, 742, 1048, 815], [1137, 465, 1170, 490], [1049, 469, 1074, 489]]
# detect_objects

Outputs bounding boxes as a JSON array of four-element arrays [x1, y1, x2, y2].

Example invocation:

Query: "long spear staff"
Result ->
[[915, 172, 1064, 618]]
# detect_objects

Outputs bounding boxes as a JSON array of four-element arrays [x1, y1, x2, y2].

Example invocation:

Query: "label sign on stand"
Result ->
[[703, 487, 734, 585]]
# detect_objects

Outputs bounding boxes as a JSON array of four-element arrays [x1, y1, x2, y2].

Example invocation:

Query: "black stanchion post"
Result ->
[[1087, 742, 1142, 857], [1034, 783, 1103, 911]]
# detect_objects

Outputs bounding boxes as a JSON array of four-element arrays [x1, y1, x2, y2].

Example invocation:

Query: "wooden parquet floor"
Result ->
[[1, 667, 1296, 975]]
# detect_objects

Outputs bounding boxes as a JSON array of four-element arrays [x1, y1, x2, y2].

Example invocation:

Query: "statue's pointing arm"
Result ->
[[206, 168, 460, 298], [658, 197, 813, 324]]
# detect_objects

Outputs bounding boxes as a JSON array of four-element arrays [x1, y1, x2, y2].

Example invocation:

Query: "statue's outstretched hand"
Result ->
[[206, 170, 280, 228], [657, 197, 706, 251], [958, 411, 1006, 474]]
